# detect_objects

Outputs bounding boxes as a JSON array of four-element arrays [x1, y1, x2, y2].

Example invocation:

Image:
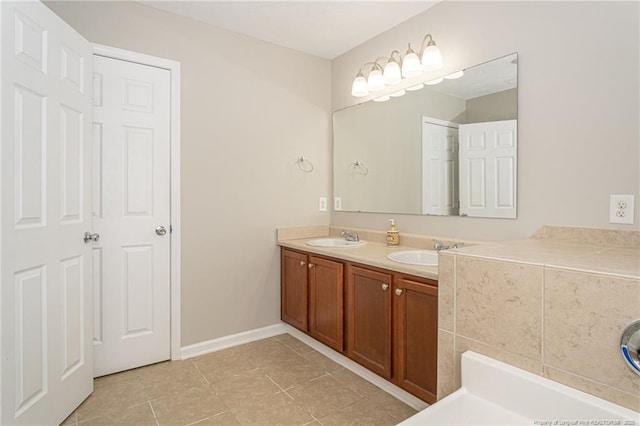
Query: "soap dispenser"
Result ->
[[387, 219, 399, 247]]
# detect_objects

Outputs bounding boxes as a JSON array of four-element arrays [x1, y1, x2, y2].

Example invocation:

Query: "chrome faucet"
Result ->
[[433, 240, 449, 251], [433, 239, 464, 251], [341, 230, 359, 242]]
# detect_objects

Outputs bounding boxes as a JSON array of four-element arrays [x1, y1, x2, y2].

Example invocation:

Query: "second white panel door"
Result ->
[[92, 55, 171, 377]]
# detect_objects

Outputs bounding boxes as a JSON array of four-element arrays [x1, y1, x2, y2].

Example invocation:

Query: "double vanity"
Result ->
[[279, 225, 640, 418], [278, 228, 445, 404]]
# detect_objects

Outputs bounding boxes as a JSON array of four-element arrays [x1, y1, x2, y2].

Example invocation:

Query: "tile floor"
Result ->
[[61, 334, 417, 425]]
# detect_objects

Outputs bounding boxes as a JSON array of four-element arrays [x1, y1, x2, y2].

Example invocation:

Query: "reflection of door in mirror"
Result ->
[[422, 117, 459, 216], [459, 119, 517, 218]]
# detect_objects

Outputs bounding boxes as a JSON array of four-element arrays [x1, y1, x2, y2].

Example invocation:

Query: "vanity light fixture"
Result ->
[[350, 61, 386, 97], [383, 51, 402, 85], [351, 33, 443, 98], [421, 34, 443, 71], [401, 43, 422, 78], [351, 71, 369, 97]]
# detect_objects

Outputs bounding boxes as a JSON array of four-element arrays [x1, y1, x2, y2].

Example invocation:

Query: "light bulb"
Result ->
[[406, 83, 424, 91], [390, 89, 406, 97], [351, 72, 369, 97], [402, 44, 422, 78], [383, 60, 401, 85], [421, 43, 443, 72], [373, 95, 390, 102], [367, 68, 385, 92]]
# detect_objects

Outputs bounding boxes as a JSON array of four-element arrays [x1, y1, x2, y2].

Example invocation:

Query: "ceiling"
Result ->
[[140, 1, 440, 59]]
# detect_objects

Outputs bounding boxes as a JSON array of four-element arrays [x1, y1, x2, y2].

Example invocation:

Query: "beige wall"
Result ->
[[332, 1, 640, 240], [465, 88, 517, 124], [46, 2, 332, 346]]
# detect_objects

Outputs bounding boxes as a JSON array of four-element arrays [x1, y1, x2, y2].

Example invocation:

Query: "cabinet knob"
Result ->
[[381, 283, 389, 291], [300, 261, 306, 266], [395, 288, 403, 296], [308, 263, 315, 269]]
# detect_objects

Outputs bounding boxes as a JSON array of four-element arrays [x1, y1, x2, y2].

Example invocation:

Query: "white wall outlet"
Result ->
[[319, 197, 327, 212], [334, 197, 342, 211], [609, 194, 634, 224]]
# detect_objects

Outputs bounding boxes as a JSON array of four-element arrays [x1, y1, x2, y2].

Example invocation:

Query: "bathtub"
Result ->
[[398, 351, 639, 425]]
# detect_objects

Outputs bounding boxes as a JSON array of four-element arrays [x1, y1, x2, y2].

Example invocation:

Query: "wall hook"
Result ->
[[353, 160, 369, 175], [297, 156, 314, 173]]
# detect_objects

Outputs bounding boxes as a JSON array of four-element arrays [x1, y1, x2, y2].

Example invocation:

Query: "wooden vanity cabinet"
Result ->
[[393, 275, 438, 403], [345, 264, 393, 379], [281, 248, 344, 351], [281, 247, 438, 403], [281, 249, 308, 331], [308, 256, 344, 351]]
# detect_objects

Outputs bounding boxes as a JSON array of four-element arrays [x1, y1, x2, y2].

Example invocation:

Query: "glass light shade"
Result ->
[[402, 48, 422, 78], [367, 68, 385, 92], [406, 83, 424, 91], [383, 61, 401, 85], [444, 70, 464, 80], [390, 89, 406, 97], [425, 77, 444, 85], [373, 95, 390, 102], [351, 73, 369, 97], [421, 44, 443, 72]]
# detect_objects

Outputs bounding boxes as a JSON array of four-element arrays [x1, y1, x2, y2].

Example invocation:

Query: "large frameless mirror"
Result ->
[[333, 53, 518, 218]]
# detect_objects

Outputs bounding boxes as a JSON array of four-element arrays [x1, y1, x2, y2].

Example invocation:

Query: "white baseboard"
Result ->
[[181, 322, 429, 411], [180, 323, 288, 360]]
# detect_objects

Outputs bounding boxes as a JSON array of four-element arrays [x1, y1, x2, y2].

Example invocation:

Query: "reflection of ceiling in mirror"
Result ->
[[425, 54, 517, 100]]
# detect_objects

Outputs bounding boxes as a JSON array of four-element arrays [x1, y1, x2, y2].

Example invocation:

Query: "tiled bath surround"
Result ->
[[437, 226, 640, 411]]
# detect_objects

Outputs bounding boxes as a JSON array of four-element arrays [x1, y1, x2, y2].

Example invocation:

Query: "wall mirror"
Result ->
[[333, 53, 518, 218]]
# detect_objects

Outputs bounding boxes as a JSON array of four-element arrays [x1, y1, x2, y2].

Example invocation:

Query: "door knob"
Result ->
[[155, 226, 167, 236], [300, 261, 306, 267], [308, 263, 315, 269], [83, 232, 100, 243], [395, 288, 403, 296], [381, 283, 389, 291]]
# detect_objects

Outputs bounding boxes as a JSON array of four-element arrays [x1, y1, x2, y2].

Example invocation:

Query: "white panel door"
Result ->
[[459, 119, 517, 218], [422, 118, 459, 216], [1, 1, 93, 424], [92, 55, 171, 377]]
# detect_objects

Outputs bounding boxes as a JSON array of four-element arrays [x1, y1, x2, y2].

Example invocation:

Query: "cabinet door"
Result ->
[[393, 277, 438, 403], [346, 265, 392, 379], [281, 249, 308, 331], [308, 256, 344, 351]]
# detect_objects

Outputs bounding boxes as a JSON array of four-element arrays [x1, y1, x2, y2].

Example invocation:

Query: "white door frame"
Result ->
[[92, 44, 182, 361]]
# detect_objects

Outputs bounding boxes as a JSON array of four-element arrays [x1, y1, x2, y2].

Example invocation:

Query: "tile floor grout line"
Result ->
[[191, 359, 212, 385], [147, 400, 160, 425]]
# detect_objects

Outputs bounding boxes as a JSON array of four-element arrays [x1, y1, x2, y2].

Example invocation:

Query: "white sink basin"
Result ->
[[387, 250, 438, 266], [306, 238, 367, 248]]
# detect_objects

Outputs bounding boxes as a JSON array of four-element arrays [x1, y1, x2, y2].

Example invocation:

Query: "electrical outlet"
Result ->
[[334, 197, 342, 211], [319, 197, 327, 212], [609, 195, 634, 224]]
